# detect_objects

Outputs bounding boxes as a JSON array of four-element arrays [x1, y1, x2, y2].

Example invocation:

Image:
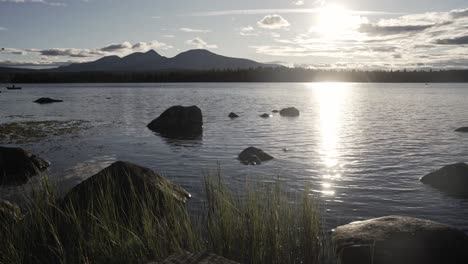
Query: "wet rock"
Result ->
[[0, 199, 23, 223], [455, 127, 468, 132], [272, 110, 279, 113], [333, 215, 468, 264], [62, 161, 191, 213], [147, 105, 203, 139], [279, 107, 300, 117], [420, 163, 468, 197], [0, 146, 49, 185], [259, 113, 270, 118], [238, 147, 274, 165], [34, 97, 63, 104], [228, 112, 239, 118]]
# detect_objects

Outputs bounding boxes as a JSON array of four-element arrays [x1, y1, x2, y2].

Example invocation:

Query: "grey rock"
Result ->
[[238, 147, 274, 165], [0, 146, 49, 185], [147, 105, 203, 139], [279, 107, 300, 117], [455, 127, 468, 132], [228, 112, 239, 118], [420, 163, 468, 197], [34, 97, 63, 104], [259, 113, 270, 118], [333, 215, 468, 264]]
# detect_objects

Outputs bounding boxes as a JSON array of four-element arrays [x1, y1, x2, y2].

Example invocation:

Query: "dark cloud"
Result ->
[[100, 42, 132, 52], [359, 23, 434, 35], [435, 35, 468, 45], [35, 48, 93, 57]]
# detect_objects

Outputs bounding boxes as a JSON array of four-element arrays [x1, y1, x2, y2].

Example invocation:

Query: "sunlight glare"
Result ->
[[312, 5, 368, 38]]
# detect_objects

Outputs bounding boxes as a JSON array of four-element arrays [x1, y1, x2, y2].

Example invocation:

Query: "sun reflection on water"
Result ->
[[309, 82, 352, 196]]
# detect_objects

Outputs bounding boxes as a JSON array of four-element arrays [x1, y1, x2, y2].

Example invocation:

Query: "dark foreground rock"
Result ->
[[62, 161, 191, 213], [238, 147, 274, 165], [0, 146, 49, 185], [147, 105, 203, 139], [455, 127, 468, 132], [279, 107, 300, 117], [259, 113, 270, 118], [34, 97, 63, 104], [152, 251, 240, 264], [420, 163, 468, 197], [0, 199, 23, 223], [333, 215, 468, 264], [228, 112, 239, 118]]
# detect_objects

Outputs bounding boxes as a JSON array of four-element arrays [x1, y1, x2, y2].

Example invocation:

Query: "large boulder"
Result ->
[[420, 163, 468, 197], [0, 146, 49, 185], [61, 161, 191, 214], [238, 147, 274, 165], [147, 105, 203, 139], [279, 107, 300, 117], [34, 97, 63, 104], [228, 112, 239, 118], [333, 215, 468, 264], [455, 127, 468, 132]]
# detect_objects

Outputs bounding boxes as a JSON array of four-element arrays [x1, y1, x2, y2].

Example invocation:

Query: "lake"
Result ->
[[1, 82, 468, 231]]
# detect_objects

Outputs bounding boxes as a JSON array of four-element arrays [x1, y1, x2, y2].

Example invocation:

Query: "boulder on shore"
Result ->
[[228, 112, 239, 118], [238, 147, 274, 165], [34, 97, 63, 104], [455, 127, 468, 132], [0, 146, 49, 185], [279, 107, 300, 117], [333, 215, 468, 264], [420, 163, 468, 197], [147, 105, 203, 139], [61, 161, 191, 214]]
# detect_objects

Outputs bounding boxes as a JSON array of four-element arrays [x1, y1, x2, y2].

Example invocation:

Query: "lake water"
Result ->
[[1, 82, 468, 231]]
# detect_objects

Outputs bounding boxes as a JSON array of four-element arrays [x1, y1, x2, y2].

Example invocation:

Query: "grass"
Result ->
[[0, 169, 333, 264]]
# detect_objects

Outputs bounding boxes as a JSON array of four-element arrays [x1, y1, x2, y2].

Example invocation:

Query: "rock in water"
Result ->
[[272, 110, 279, 113], [279, 107, 300, 117], [238, 147, 274, 165], [455, 127, 468, 132], [0, 146, 49, 185], [228, 112, 239, 118], [147, 105, 203, 139], [333, 215, 468, 264], [259, 113, 270, 118], [34, 97, 63, 104], [420, 163, 468, 196], [61, 161, 191, 214]]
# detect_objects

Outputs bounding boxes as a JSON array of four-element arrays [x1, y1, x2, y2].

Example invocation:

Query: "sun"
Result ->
[[312, 5, 367, 38]]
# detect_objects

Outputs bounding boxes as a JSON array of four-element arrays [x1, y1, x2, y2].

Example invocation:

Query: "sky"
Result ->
[[0, 0, 467, 69]]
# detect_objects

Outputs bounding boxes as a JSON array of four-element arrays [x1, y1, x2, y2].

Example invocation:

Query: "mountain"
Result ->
[[52, 49, 278, 72]]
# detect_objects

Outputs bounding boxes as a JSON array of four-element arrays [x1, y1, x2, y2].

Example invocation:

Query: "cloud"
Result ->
[[131, 41, 173, 50], [435, 35, 468, 45], [257, 14, 290, 29], [185, 37, 217, 49], [359, 23, 434, 35], [450, 8, 468, 19], [179, 27, 212, 33], [292, 0, 304, 5], [163, 34, 175, 38], [0, 0, 66, 6], [0, 27, 7, 31], [100, 42, 133, 52], [1, 48, 26, 55]]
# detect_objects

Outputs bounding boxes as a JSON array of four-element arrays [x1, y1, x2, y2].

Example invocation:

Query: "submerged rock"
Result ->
[[420, 163, 468, 196], [0, 146, 49, 185], [455, 127, 468, 132], [238, 147, 274, 165], [259, 113, 270, 118], [34, 97, 63, 104], [62, 161, 191, 213], [279, 107, 300, 117], [147, 105, 203, 139], [228, 112, 239, 118], [333, 215, 468, 264]]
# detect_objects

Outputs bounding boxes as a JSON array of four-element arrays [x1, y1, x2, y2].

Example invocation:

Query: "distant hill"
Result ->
[[51, 49, 279, 72]]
